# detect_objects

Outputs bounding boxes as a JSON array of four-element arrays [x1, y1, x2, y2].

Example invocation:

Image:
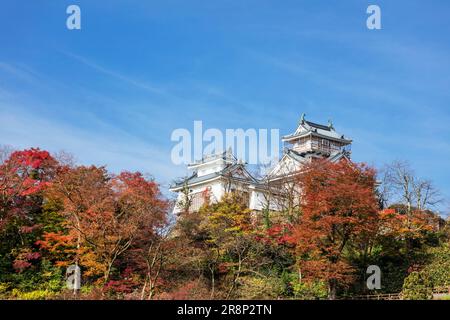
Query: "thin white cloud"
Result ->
[[0, 62, 38, 83], [61, 51, 166, 95], [0, 101, 184, 191]]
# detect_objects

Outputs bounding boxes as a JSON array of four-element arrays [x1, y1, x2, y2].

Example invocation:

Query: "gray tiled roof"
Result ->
[[282, 116, 351, 143], [286, 149, 349, 163], [170, 163, 256, 190], [305, 120, 331, 131], [286, 149, 308, 162], [328, 150, 350, 162], [171, 171, 221, 189]]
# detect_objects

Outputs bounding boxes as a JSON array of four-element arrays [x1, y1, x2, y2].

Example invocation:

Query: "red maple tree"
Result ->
[[0, 148, 57, 231], [289, 159, 379, 299]]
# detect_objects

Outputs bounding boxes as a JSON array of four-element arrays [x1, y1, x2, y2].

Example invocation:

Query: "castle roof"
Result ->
[[169, 162, 257, 192], [282, 113, 352, 144], [286, 148, 349, 163]]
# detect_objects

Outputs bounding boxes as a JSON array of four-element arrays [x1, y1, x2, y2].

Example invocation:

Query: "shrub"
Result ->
[[10, 289, 55, 300], [402, 272, 433, 300], [292, 280, 328, 300], [0, 283, 11, 299], [236, 276, 284, 299]]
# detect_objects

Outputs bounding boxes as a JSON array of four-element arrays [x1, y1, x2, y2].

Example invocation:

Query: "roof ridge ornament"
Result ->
[[328, 119, 334, 130], [300, 113, 306, 124]]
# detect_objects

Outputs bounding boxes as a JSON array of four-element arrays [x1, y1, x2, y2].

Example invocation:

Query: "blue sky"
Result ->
[[0, 1, 449, 214]]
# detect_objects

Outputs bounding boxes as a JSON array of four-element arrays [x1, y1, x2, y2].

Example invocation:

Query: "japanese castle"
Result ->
[[170, 114, 352, 213]]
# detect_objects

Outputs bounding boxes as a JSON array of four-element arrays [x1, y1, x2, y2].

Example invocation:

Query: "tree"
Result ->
[[0, 148, 57, 233], [122, 225, 174, 300], [402, 271, 433, 300], [176, 182, 193, 215], [290, 159, 379, 299], [196, 192, 279, 299], [380, 161, 442, 254], [45, 166, 169, 284], [381, 161, 441, 214], [0, 148, 65, 298], [186, 192, 253, 298], [0, 148, 58, 271], [115, 172, 170, 299]]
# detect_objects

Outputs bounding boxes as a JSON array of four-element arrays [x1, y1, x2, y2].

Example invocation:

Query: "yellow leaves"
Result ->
[[198, 192, 254, 250], [80, 251, 106, 278], [10, 289, 55, 300], [224, 226, 242, 234]]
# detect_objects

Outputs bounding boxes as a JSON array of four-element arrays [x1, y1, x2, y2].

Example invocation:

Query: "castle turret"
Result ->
[[282, 113, 352, 156]]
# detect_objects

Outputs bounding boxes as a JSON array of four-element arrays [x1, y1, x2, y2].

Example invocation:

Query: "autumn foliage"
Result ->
[[0, 147, 447, 300], [0, 148, 57, 231], [288, 160, 379, 298]]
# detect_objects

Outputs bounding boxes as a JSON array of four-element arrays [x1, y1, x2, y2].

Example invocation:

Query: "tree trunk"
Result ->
[[148, 282, 155, 300], [210, 266, 215, 299], [140, 278, 148, 300], [74, 215, 82, 296], [104, 261, 113, 285], [226, 257, 242, 300], [328, 280, 337, 300]]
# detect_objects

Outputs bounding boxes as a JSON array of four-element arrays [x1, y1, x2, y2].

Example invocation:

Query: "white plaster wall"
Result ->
[[293, 140, 311, 153], [249, 188, 283, 211], [197, 163, 226, 177], [172, 180, 225, 214]]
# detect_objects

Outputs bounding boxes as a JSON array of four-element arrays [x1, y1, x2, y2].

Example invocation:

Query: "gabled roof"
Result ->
[[264, 149, 307, 179], [282, 113, 352, 144], [264, 148, 351, 182], [328, 150, 351, 163], [170, 163, 257, 192]]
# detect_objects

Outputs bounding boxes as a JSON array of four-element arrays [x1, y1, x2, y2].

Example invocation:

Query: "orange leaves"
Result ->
[[299, 160, 379, 233], [114, 171, 168, 230], [290, 159, 379, 287], [378, 207, 436, 240], [44, 165, 169, 282], [1, 148, 173, 293], [299, 259, 354, 284], [37, 231, 76, 253]]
